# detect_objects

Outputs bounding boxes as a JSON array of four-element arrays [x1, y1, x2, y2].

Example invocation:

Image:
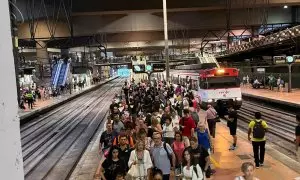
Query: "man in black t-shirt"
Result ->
[[110, 99, 119, 114], [117, 134, 132, 171], [295, 114, 300, 160], [226, 106, 238, 150], [122, 81, 129, 102], [188, 137, 210, 173], [100, 123, 117, 153]]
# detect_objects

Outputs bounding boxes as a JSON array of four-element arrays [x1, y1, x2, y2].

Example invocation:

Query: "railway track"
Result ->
[[21, 78, 123, 180], [238, 100, 297, 153]]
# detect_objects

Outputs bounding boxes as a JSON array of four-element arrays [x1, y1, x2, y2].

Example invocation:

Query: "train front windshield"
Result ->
[[202, 76, 240, 89]]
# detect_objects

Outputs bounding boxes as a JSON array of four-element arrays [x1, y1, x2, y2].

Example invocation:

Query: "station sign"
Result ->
[[146, 65, 152, 72], [256, 68, 265, 73], [293, 55, 300, 63], [286, 56, 294, 64], [132, 64, 145, 73], [117, 68, 130, 77], [273, 56, 286, 64], [152, 63, 166, 72]]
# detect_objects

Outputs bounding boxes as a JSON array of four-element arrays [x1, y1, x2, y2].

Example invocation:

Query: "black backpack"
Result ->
[[191, 111, 200, 125], [252, 120, 265, 139], [163, 142, 173, 166]]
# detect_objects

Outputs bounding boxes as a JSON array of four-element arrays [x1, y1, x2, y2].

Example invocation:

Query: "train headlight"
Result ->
[[208, 99, 213, 103], [236, 97, 242, 101]]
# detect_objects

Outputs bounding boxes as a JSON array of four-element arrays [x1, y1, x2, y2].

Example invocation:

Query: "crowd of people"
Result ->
[[97, 78, 270, 180]]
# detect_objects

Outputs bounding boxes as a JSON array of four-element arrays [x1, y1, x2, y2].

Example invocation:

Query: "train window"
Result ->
[[206, 77, 240, 89], [200, 81, 208, 89], [192, 80, 197, 90]]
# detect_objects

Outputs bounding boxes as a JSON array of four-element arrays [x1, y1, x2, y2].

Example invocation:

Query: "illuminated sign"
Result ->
[[117, 68, 130, 77], [152, 63, 166, 72], [286, 56, 294, 64], [293, 55, 300, 63], [257, 68, 265, 73], [133, 64, 145, 73], [273, 56, 286, 64], [146, 65, 152, 72]]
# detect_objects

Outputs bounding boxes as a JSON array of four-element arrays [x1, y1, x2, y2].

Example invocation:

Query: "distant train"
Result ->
[[154, 64, 242, 109]]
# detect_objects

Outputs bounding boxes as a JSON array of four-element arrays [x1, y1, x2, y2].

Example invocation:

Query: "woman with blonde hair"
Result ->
[[151, 116, 162, 134], [234, 162, 259, 180], [127, 140, 153, 180]]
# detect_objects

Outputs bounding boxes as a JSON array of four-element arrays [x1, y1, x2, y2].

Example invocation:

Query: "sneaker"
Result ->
[[260, 163, 264, 167], [256, 166, 260, 169], [229, 145, 236, 150]]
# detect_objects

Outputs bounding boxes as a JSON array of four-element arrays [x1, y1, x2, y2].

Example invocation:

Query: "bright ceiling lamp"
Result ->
[[284, 5, 288, 9]]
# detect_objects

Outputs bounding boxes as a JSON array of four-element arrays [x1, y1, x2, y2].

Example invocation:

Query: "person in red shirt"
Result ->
[[179, 109, 196, 147]]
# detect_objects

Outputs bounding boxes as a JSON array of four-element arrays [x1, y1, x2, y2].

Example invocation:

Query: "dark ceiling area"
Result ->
[[72, 0, 223, 12]]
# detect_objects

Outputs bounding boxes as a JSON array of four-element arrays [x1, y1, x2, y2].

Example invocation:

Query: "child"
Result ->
[[195, 124, 213, 154]]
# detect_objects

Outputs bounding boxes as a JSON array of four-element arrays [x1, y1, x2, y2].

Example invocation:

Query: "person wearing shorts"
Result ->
[[226, 106, 238, 150]]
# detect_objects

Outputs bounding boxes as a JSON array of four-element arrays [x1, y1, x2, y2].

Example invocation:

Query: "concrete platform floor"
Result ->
[[210, 122, 300, 180], [241, 86, 300, 105]]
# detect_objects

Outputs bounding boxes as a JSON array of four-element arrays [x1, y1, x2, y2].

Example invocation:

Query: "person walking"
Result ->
[[179, 109, 196, 147], [127, 140, 153, 180], [26, 91, 34, 109], [248, 112, 268, 168], [181, 148, 204, 180], [226, 106, 238, 150], [99, 146, 126, 180], [99, 123, 117, 157], [234, 162, 260, 180], [150, 132, 176, 180], [206, 105, 217, 138]]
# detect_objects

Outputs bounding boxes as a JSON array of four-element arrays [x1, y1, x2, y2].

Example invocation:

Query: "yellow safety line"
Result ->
[[210, 156, 221, 168]]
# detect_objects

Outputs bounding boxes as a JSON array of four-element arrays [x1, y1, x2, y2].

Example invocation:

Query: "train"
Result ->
[[153, 63, 242, 109]]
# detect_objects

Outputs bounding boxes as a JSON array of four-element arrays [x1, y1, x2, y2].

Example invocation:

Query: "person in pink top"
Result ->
[[179, 109, 196, 147], [172, 132, 185, 174]]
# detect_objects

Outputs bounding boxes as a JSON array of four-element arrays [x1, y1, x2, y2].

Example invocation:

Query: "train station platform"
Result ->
[[241, 86, 300, 110], [211, 122, 300, 179], [69, 110, 300, 180], [19, 76, 118, 122]]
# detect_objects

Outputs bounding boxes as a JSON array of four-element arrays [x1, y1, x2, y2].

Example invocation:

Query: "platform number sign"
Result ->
[[273, 56, 286, 64]]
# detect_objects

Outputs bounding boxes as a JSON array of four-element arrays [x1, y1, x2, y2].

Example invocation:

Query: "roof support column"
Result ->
[[0, 0, 24, 179], [35, 41, 51, 87], [292, 6, 300, 25], [163, 0, 170, 82]]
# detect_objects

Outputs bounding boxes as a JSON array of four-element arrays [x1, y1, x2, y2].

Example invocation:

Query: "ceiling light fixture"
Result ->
[[284, 5, 288, 9]]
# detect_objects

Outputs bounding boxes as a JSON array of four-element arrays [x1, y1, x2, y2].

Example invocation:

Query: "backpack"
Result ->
[[191, 111, 200, 125], [163, 142, 173, 166], [252, 120, 265, 139]]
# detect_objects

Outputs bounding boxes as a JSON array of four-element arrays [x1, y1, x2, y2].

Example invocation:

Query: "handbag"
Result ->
[[126, 151, 146, 180], [126, 165, 139, 179]]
